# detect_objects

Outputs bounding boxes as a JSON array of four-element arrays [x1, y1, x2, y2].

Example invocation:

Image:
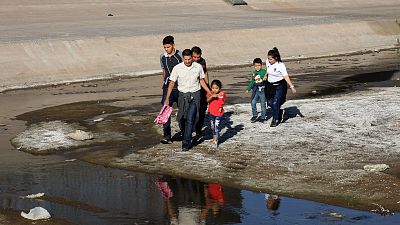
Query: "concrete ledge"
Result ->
[[1, 20, 399, 92], [245, 0, 400, 12]]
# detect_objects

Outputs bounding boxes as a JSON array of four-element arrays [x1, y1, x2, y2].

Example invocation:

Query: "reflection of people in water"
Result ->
[[202, 183, 224, 217], [265, 193, 280, 215], [156, 177, 205, 225], [155, 177, 225, 225]]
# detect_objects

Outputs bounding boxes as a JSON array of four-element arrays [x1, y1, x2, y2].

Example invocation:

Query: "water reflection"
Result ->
[[0, 160, 242, 225], [156, 176, 241, 225], [265, 194, 280, 216], [0, 159, 399, 224]]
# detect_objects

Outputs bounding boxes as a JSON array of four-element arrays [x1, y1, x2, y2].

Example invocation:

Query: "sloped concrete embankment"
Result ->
[[245, 0, 400, 12], [1, 20, 399, 92]]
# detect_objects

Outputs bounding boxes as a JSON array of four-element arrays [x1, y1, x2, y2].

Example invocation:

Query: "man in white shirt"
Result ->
[[164, 49, 211, 151]]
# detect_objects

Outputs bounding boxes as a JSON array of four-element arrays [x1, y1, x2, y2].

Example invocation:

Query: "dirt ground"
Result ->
[[4, 48, 400, 214]]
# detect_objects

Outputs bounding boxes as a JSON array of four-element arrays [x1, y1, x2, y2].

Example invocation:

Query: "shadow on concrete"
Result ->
[[282, 106, 305, 123]]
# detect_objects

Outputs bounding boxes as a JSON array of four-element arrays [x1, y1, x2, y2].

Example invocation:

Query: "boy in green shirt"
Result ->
[[246, 58, 267, 122]]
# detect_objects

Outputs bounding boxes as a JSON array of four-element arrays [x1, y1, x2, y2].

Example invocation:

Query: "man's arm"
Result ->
[[204, 71, 209, 85], [161, 69, 166, 89], [200, 79, 211, 95], [163, 80, 175, 106]]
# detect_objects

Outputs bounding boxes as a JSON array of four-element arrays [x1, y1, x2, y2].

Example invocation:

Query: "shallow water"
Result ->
[[1, 159, 400, 225]]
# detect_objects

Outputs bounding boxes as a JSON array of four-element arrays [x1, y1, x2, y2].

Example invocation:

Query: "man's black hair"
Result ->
[[182, 49, 192, 57], [191, 46, 202, 55], [163, 35, 174, 45]]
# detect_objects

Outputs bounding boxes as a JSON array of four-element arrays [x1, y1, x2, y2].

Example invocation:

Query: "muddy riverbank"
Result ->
[[2, 49, 399, 218]]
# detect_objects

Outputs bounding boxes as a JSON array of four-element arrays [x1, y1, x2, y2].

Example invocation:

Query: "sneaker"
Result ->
[[258, 116, 266, 123], [160, 136, 172, 144], [212, 141, 218, 149], [270, 120, 278, 127], [250, 116, 258, 123]]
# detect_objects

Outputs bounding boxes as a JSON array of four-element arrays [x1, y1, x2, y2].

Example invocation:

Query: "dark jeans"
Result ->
[[268, 82, 285, 121], [161, 87, 179, 138], [195, 90, 208, 135], [180, 100, 197, 148]]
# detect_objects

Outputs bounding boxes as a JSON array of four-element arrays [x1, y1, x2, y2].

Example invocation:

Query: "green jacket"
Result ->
[[246, 69, 266, 91]]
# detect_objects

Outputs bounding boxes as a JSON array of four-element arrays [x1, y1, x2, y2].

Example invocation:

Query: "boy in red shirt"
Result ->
[[207, 80, 226, 148]]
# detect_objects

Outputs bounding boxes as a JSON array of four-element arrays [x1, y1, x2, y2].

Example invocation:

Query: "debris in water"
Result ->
[[21, 207, 51, 220], [93, 118, 104, 122], [322, 212, 344, 219], [65, 159, 77, 162], [22, 193, 45, 199]]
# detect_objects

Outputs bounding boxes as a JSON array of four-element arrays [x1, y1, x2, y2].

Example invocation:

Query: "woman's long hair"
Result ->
[[267, 47, 282, 63]]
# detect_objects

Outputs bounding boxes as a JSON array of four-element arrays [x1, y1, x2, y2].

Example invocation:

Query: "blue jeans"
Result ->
[[251, 88, 267, 118], [268, 83, 285, 121], [209, 115, 222, 139], [161, 87, 179, 138], [180, 100, 197, 148]]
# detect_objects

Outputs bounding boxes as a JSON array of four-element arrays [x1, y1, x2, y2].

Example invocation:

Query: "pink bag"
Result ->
[[154, 105, 172, 125]]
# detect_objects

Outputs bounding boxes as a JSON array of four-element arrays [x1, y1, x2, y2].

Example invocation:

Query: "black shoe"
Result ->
[[182, 145, 191, 151], [250, 116, 258, 123], [270, 120, 278, 127], [194, 134, 204, 144], [160, 136, 172, 144], [258, 116, 266, 123], [171, 132, 182, 141]]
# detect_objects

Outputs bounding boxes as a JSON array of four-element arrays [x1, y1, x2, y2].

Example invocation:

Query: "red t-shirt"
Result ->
[[207, 92, 226, 116]]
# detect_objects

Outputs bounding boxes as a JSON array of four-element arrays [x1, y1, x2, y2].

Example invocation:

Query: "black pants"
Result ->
[[266, 80, 288, 121]]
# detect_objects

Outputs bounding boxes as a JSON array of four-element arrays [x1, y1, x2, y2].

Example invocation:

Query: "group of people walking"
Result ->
[[246, 48, 297, 126], [159, 35, 296, 151]]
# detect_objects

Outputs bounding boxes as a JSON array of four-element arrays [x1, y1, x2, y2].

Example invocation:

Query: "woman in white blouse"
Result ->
[[265, 47, 297, 127]]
